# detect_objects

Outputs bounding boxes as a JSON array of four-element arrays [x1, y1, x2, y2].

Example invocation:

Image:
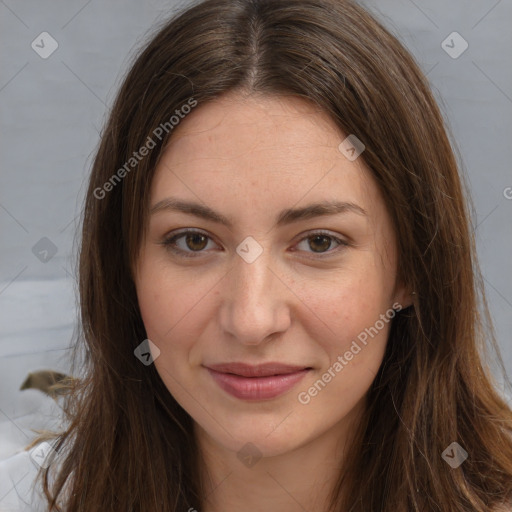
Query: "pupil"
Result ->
[[310, 235, 330, 252], [186, 233, 207, 251]]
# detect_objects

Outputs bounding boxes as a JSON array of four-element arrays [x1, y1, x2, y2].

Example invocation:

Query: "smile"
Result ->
[[204, 363, 312, 400]]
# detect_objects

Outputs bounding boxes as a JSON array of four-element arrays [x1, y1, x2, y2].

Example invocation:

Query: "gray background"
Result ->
[[0, 0, 511, 458]]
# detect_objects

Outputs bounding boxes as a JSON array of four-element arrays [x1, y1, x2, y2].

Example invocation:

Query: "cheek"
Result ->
[[300, 269, 385, 333], [136, 272, 167, 340], [297, 267, 392, 372], [135, 264, 190, 343], [135, 263, 218, 366], [303, 284, 392, 410]]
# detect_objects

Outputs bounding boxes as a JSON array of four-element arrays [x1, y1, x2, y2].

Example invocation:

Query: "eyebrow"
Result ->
[[149, 198, 367, 228]]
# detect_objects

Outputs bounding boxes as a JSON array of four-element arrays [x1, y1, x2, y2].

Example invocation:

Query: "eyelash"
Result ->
[[160, 229, 349, 259]]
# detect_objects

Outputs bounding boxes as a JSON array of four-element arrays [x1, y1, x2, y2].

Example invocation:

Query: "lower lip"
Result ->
[[206, 368, 310, 400]]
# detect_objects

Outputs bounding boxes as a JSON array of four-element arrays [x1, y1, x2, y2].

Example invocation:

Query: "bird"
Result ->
[[19, 370, 74, 399]]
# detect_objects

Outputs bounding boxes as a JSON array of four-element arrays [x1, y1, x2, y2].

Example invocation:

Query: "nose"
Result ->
[[219, 249, 292, 346]]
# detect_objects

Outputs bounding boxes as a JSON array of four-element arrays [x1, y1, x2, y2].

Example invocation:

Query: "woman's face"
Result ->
[[135, 92, 410, 458]]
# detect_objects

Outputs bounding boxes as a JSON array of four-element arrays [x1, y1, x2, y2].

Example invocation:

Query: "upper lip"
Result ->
[[205, 362, 311, 378]]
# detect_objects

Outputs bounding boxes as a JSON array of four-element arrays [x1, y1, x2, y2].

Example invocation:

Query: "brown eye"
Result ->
[[161, 230, 217, 257], [162, 229, 348, 259], [295, 231, 347, 256], [184, 232, 208, 251], [308, 234, 334, 253]]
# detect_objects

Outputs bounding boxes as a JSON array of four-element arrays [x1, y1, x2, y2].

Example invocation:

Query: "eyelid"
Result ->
[[160, 228, 218, 258], [160, 228, 349, 258], [291, 229, 348, 256]]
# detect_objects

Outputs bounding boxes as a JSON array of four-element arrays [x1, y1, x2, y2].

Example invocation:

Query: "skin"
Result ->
[[134, 91, 412, 512]]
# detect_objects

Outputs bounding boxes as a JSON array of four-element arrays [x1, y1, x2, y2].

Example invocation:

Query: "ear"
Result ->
[[391, 281, 415, 310]]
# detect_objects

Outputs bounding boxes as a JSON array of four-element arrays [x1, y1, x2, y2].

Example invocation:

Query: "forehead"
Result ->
[[162, 92, 346, 166], [150, 92, 383, 229]]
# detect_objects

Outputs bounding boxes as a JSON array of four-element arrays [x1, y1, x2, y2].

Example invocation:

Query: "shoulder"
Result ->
[[0, 384, 69, 510], [0, 444, 49, 511]]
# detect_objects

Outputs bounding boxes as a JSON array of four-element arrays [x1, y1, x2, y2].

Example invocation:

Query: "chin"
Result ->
[[199, 413, 312, 459]]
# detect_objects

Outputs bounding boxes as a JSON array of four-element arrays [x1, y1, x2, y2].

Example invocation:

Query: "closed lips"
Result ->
[[205, 363, 312, 378], [205, 363, 312, 401]]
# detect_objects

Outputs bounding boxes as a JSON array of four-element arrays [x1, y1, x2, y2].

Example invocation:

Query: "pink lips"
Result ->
[[205, 362, 311, 400]]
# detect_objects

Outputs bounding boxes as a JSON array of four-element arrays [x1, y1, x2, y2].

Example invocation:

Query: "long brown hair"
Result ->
[[32, 0, 512, 510]]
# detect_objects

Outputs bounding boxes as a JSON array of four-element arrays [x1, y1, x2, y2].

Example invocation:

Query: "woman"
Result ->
[[27, 0, 512, 510]]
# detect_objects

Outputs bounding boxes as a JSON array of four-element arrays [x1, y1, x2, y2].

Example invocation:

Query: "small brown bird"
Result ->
[[19, 370, 74, 399]]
